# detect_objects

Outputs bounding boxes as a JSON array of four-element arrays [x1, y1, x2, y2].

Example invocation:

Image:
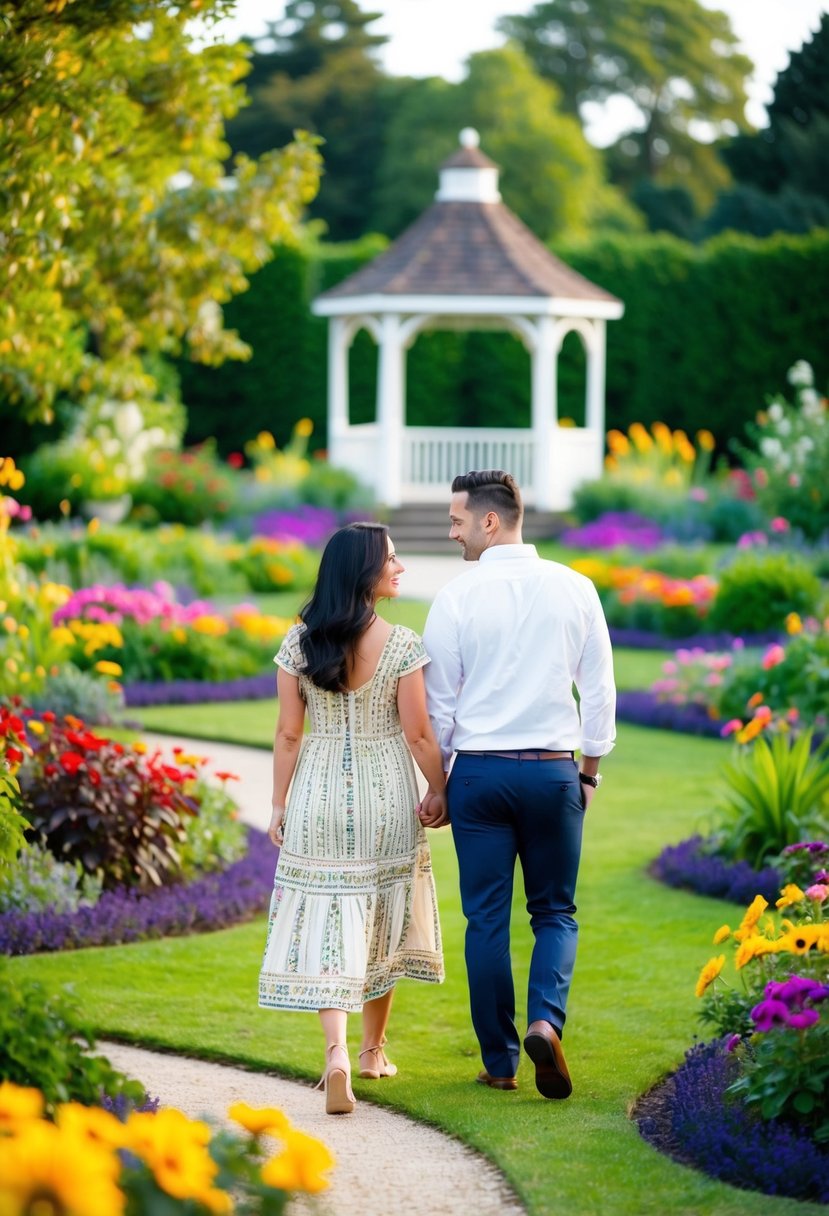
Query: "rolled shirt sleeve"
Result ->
[[423, 593, 462, 769], [575, 582, 617, 757]]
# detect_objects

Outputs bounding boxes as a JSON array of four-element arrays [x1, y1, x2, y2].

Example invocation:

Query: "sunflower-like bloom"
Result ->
[[712, 924, 731, 945], [695, 954, 726, 997], [126, 1109, 228, 1214], [734, 935, 780, 969], [228, 1101, 291, 1137], [776, 883, 806, 909], [733, 895, 769, 942], [0, 1082, 43, 1129], [260, 1128, 336, 1195], [0, 1119, 123, 1216]]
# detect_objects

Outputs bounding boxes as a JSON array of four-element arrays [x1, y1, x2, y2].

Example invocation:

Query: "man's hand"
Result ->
[[418, 789, 449, 828]]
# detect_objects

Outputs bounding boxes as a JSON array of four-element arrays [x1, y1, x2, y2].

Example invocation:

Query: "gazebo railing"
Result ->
[[401, 427, 535, 501]]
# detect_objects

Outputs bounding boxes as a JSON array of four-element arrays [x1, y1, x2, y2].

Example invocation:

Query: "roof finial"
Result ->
[[459, 127, 480, 149]]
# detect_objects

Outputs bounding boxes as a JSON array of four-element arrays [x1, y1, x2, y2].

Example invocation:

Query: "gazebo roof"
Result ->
[[316, 130, 620, 308]]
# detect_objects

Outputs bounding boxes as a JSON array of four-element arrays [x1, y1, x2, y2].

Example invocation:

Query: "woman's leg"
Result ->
[[359, 989, 398, 1077], [318, 1008, 355, 1113]]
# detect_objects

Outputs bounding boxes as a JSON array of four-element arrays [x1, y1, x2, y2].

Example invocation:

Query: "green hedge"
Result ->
[[180, 230, 829, 455]]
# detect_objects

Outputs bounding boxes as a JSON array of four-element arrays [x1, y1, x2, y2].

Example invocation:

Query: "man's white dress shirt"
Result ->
[[422, 544, 616, 768]]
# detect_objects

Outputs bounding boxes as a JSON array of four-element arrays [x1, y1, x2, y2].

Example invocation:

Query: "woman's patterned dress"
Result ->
[[258, 623, 444, 1012]]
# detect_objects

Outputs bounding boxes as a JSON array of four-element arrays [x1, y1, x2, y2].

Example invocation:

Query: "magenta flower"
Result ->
[[788, 1009, 820, 1030], [725, 1033, 742, 1053], [750, 998, 791, 1031], [805, 883, 829, 902], [761, 643, 786, 670]]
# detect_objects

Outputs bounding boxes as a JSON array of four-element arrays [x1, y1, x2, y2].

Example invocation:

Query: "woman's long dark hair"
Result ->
[[298, 522, 390, 692]]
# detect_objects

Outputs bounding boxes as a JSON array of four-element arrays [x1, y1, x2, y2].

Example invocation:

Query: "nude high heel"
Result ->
[[316, 1043, 356, 1114], [358, 1038, 398, 1080]]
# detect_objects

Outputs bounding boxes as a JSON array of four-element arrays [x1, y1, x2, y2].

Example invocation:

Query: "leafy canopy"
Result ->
[[0, 0, 322, 422]]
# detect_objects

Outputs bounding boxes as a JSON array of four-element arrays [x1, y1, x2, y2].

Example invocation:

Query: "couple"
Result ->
[[258, 470, 616, 1113]]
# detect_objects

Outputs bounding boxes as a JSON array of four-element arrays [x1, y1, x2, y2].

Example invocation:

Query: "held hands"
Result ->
[[268, 805, 286, 847], [417, 788, 449, 828]]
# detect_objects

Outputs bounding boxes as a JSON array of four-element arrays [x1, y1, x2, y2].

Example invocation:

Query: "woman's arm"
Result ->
[[397, 668, 448, 826], [269, 668, 306, 846]]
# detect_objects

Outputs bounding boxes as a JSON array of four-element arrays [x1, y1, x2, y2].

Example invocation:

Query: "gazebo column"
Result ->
[[327, 317, 350, 469], [585, 319, 607, 480], [530, 315, 558, 510], [376, 312, 405, 506]]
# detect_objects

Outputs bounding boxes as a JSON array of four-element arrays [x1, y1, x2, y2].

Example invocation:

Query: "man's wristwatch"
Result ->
[[579, 772, 602, 788]]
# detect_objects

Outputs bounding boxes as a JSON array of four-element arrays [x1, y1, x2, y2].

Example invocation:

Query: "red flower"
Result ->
[[59, 751, 85, 775], [87, 769, 101, 787], [227, 452, 244, 469], [214, 771, 240, 782], [44, 764, 57, 777], [42, 711, 56, 723], [5, 747, 24, 764]]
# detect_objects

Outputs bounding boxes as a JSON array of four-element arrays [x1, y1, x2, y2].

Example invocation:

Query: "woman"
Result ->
[[258, 523, 447, 1114]]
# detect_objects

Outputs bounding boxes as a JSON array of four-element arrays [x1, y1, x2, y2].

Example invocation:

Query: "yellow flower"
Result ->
[[190, 615, 229, 637], [28, 720, 45, 736], [295, 417, 314, 437], [56, 1102, 127, 1151], [0, 1119, 124, 1216], [776, 883, 805, 909], [776, 925, 824, 955], [712, 924, 731, 945], [93, 660, 123, 677], [132, 741, 148, 754], [785, 612, 803, 635], [228, 1101, 291, 1137], [2, 616, 17, 634], [606, 429, 631, 456], [171, 626, 187, 644], [126, 1109, 228, 1212], [696, 429, 716, 451], [736, 717, 765, 744], [733, 895, 768, 942], [260, 1128, 335, 1195], [695, 954, 725, 997], [256, 430, 276, 450], [734, 935, 779, 969], [0, 1082, 44, 1128], [87, 517, 101, 535], [628, 422, 653, 452], [652, 421, 673, 454]]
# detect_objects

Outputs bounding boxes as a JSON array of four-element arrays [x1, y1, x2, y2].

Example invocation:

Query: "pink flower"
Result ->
[[753, 705, 773, 723], [662, 660, 677, 675], [805, 884, 829, 902], [721, 719, 744, 737], [761, 644, 786, 670], [754, 467, 769, 489], [770, 516, 790, 533], [689, 487, 708, 502], [788, 474, 801, 488]]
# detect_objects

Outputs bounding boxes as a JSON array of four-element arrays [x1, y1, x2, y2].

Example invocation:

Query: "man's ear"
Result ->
[[483, 511, 499, 534]]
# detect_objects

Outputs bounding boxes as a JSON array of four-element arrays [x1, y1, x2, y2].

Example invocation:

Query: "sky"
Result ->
[[207, 0, 828, 144]]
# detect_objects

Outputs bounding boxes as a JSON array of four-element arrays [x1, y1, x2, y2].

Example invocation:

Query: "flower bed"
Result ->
[[124, 672, 275, 707], [0, 828, 275, 956], [650, 835, 781, 905], [635, 1037, 829, 1204]]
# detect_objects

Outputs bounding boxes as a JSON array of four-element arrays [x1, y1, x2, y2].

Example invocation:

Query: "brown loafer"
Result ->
[[476, 1070, 518, 1091], [523, 1021, 572, 1099]]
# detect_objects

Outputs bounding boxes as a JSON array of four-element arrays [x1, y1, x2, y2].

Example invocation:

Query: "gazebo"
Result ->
[[312, 130, 624, 510]]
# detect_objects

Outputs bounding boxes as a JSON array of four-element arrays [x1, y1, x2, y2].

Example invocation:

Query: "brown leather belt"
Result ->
[[458, 750, 574, 761]]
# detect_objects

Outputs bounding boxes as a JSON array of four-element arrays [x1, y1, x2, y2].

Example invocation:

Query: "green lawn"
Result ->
[[12, 721, 815, 1216]]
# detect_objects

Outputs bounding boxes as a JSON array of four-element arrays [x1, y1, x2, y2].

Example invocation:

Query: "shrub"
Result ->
[[18, 714, 200, 890], [0, 960, 143, 1111], [28, 663, 124, 727], [709, 729, 829, 868], [130, 441, 240, 526], [716, 620, 829, 730], [0, 843, 102, 915], [707, 552, 823, 635], [176, 772, 246, 880]]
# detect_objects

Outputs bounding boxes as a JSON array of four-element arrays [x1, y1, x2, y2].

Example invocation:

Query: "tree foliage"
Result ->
[[371, 46, 639, 242], [224, 0, 397, 240], [498, 0, 753, 207], [721, 14, 829, 216], [0, 0, 321, 422]]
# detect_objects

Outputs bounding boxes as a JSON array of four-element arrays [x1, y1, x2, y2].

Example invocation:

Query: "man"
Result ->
[[422, 470, 615, 1099]]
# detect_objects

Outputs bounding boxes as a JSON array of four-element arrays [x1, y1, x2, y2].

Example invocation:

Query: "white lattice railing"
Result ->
[[401, 428, 535, 501]]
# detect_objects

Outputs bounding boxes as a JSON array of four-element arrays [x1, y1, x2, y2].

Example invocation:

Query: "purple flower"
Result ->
[[782, 841, 829, 855], [651, 835, 781, 905], [725, 1033, 742, 1052], [788, 1009, 821, 1030], [751, 997, 792, 1031], [765, 976, 829, 1010]]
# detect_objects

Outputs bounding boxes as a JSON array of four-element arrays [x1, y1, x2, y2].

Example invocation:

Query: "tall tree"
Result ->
[[225, 0, 398, 239], [0, 0, 321, 424], [722, 14, 829, 203], [371, 46, 641, 242], [498, 0, 753, 208]]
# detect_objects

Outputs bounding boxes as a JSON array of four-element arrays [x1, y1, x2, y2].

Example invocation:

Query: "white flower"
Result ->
[[767, 402, 784, 423], [760, 437, 782, 458], [795, 436, 814, 454], [788, 360, 813, 388], [115, 403, 144, 441], [777, 418, 791, 437]]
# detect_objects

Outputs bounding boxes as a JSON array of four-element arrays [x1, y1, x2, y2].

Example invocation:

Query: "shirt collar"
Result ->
[[479, 543, 539, 563]]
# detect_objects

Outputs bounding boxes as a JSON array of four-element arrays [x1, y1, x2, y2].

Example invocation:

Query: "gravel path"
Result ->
[[102, 1041, 524, 1216], [117, 732, 524, 1215]]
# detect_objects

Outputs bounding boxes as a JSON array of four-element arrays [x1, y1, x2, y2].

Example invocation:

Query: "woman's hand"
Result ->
[[268, 805, 286, 847], [418, 789, 449, 828]]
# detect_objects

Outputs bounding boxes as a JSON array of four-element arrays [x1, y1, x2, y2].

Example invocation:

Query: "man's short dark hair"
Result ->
[[451, 470, 523, 529]]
